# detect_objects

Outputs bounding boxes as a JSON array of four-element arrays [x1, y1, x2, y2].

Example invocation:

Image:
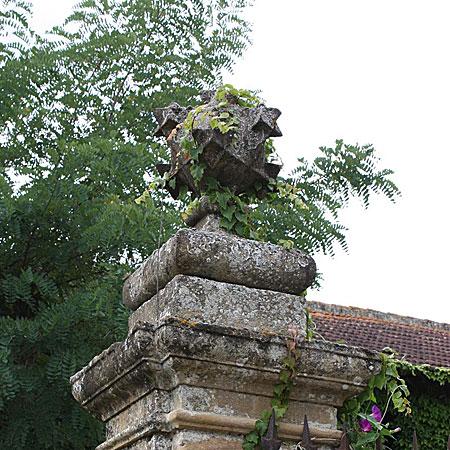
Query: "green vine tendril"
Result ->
[[242, 325, 303, 450]]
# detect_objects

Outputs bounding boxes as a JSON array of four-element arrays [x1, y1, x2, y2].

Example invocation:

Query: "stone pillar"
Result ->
[[70, 90, 380, 449], [70, 226, 379, 450]]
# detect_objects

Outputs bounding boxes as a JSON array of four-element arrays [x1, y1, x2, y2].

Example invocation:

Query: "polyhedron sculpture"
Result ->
[[154, 89, 282, 199]]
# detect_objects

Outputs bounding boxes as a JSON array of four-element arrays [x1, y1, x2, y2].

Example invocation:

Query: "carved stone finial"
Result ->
[[154, 89, 282, 200]]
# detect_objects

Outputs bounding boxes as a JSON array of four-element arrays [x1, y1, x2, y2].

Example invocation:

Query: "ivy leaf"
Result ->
[[190, 145, 201, 160], [221, 204, 236, 221], [255, 418, 268, 435], [372, 372, 386, 390], [190, 164, 205, 183], [215, 191, 229, 210], [278, 239, 294, 250], [273, 383, 284, 396], [220, 217, 236, 231], [235, 210, 247, 223], [355, 431, 379, 446], [273, 405, 287, 419], [245, 431, 259, 443], [279, 369, 290, 384]]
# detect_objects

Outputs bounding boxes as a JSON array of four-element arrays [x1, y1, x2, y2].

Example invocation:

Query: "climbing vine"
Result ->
[[339, 352, 412, 449], [242, 326, 304, 450], [179, 85, 279, 236], [395, 359, 450, 386], [339, 354, 450, 449], [386, 362, 450, 450]]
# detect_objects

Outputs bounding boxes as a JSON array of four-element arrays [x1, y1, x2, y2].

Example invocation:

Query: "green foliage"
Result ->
[[178, 95, 400, 253], [254, 140, 400, 256], [386, 365, 450, 450], [0, 272, 128, 449], [0, 0, 251, 448], [214, 83, 263, 108], [395, 359, 450, 386], [339, 353, 412, 449], [0, 0, 33, 62], [339, 355, 450, 450], [242, 326, 303, 450]]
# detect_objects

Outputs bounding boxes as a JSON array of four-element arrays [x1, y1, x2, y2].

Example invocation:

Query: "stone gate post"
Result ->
[[70, 91, 379, 450]]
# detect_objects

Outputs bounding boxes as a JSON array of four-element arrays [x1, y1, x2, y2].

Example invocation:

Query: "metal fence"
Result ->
[[259, 409, 450, 450]]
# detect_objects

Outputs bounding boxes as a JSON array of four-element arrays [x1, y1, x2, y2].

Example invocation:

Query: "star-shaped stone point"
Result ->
[[154, 89, 283, 199]]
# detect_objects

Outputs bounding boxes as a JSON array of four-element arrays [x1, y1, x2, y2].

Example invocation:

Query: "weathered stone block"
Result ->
[[171, 430, 244, 450], [70, 319, 379, 449], [129, 275, 307, 336], [123, 229, 316, 310], [171, 385, 336, 429]]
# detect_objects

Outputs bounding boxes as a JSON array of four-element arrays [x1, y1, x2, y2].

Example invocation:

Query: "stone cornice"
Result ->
[[70, 319, 380, 421]]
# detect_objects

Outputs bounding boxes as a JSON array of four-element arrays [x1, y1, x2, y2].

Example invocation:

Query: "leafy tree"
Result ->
[[0, 2, 399, 450], [0, 0, 251, 448], [256, 139, 399, 255]]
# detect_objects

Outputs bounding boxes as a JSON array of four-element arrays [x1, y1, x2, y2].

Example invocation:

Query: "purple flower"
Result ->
[[359, 419, 372, 432], [359, 405, 383, 432], [371, 405, 382, 423]]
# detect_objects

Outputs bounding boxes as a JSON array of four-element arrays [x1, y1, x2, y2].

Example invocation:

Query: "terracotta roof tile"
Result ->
[[308, 302, 450, 368]]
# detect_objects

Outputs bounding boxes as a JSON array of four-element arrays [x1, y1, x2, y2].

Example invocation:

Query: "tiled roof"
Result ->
[[308, 302, 450, 368]]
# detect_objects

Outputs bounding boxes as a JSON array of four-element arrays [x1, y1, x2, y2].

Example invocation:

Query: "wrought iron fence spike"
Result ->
[[300, 415, 318, 450], [375, 436, 383, 450], [266, 408, 278, 439], [337, 430, 350, 450], [260, 408, 282, 450]]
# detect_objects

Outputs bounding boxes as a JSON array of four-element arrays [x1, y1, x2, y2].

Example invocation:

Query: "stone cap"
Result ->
[[123, 229, 316, 310]]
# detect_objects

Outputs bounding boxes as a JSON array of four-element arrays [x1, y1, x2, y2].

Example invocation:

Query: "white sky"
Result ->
[[29, 0, 450, 323]]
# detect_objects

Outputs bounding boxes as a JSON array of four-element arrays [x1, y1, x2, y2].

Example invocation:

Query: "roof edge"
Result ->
[[307, 301, 450, 334]]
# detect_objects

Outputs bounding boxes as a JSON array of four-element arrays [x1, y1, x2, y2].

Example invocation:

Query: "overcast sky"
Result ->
[[30, 0, 450, 323]]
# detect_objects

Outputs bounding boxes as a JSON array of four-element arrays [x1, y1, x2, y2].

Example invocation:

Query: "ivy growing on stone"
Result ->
[[242, 326, 304, 450]]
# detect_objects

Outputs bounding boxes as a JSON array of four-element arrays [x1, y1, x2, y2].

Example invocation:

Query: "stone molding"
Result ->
[[167, 409, 342, 444], [94, 410, 343, 450], [122, 228, 316, 310], [97, 419, 169, 450], [71, 320, 380, 423]]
